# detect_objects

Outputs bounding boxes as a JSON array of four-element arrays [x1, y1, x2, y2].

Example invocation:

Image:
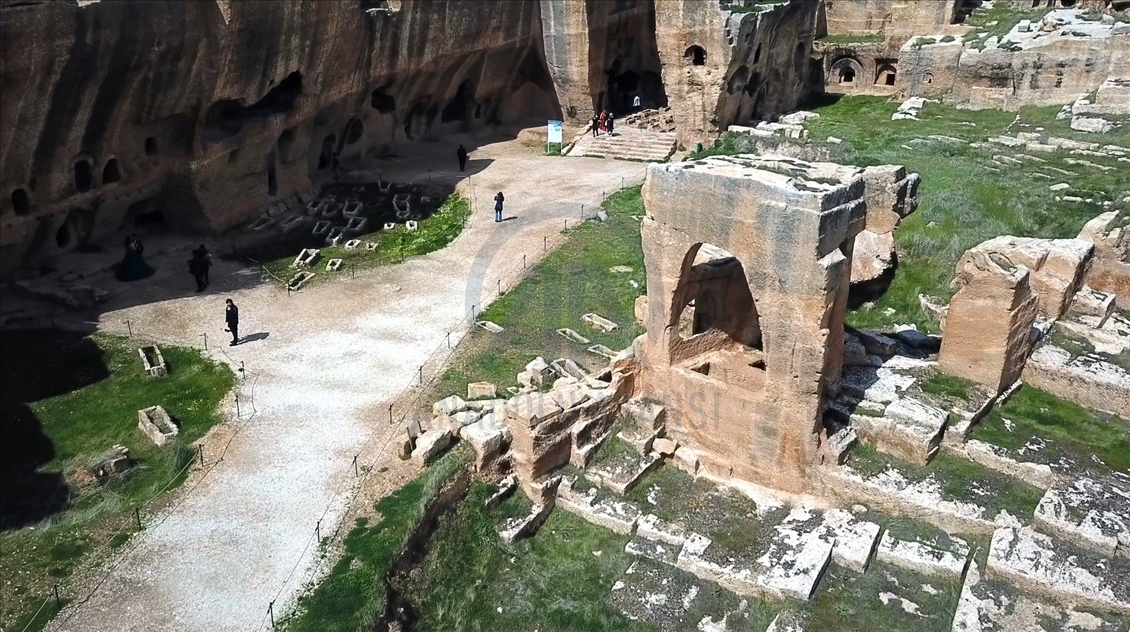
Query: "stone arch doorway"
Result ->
[[830, 57, 863, 87], [668, 243, 766, 391], [587, 0, 668, 115], [317, 134, 336, 170]]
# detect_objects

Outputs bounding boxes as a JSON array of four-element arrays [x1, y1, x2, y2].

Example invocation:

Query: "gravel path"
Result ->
[[49, 137, 646, 631]]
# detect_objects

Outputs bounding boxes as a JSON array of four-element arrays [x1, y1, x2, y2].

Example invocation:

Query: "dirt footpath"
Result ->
[[48, 136, 645, 632]]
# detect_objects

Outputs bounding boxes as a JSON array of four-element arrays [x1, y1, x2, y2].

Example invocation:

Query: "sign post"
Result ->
[[547, 120, 563, 155]]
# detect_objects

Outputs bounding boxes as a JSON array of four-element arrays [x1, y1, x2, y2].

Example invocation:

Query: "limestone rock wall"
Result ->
[[1078, 209, 1130, 310], [0, 0, 559, 277], [655, 0, 820, 146], [822, 0, 961, 48]]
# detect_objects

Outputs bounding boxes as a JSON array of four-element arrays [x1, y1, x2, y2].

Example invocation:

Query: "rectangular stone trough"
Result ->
[[551, 358, 587, 380], [582, 313, 619, 332], [280, 215, 309, 233], [343, 239, 362, 250], [342, 201, 363, 217], [288, 271, 315, 291], [364, 241, 378, 251], [377, 180, 391, 194], [311, 221, 331, 236], [137, 345, 167, 377], [587, 344, 616, 359], [476, 320, 504, 333], [320, 203, 343, 219], [325, 258, 343, 272], [138, 405, 178, 447], [305, 200, 321, 215], [556, 328, 591, 345], [325, 226, 347, 245], [248, 216, 275, 232], [345, 216, 367, 233], [406, 220, 419, 231], [393, 193, 411, 213], [382, 222, 397, 231], [293, 248, 319, 268]]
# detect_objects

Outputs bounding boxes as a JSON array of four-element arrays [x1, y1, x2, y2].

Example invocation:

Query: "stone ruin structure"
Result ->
[[818, 0, 1130, 111]]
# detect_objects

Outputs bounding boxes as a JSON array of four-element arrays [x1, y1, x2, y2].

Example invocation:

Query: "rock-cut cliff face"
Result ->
[[0, 0, 559, 277]]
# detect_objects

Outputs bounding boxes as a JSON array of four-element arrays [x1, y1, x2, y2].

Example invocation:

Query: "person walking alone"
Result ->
[[456, 144, 468, 172], [606, 113, 615, 137], [188, 253, 205, 292], [195, 244, 212, 287], [633, 94, 642, 111], [225, 298, 240, 346], [494, 191, 505, 223], [591, 112, 600, 137]]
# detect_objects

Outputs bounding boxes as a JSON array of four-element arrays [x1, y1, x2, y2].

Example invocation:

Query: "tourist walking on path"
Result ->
[[591, 113, 600, 137], [494, 191, 505, 223], [606, 113, 615, 137], [456, 144, 468, 172], [225, 298, 240, 346], [633, 94, 642, 111], [598, 110, 607, 135], [195, 245, 212, 287], [188, 254, 205, 292]]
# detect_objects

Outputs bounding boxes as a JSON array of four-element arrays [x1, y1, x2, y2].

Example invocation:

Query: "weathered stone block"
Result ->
[[137, 405, 178, 448]]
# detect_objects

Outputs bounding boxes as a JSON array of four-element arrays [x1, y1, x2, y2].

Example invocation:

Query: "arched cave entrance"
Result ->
[[102, 159, 122, 184], [685, 45, 707, 66], [441, 79, 476, 123], [55, 223, 71, 249], [588, 0, 668, 115], [11, 189, 31, 215], [876, 63, 898, 86], [277, 130, 295, 163], [73, 156, 93, 193], [344, 119, 363, 145]]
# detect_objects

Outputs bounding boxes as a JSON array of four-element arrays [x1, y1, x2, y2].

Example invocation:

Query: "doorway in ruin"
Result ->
[[587, 0, 667, 115], [669, 243, 765, 392]]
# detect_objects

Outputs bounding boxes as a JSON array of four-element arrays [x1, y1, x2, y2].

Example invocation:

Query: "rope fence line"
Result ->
[[20, 323, 263, 632], [12, 169, 648, 631]]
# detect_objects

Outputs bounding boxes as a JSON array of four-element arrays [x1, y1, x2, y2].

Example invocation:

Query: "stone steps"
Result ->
[[566, 127, 677, 163]]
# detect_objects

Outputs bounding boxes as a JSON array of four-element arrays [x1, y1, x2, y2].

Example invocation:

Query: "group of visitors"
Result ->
[[188, 245, 212, 292], [592, 110, 616, 138]]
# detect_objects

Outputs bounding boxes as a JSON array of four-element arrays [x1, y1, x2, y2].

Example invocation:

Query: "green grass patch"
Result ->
[[806, 560, 961, 632], [963, 3, 1051, 50], [1, 332, 234, 632], [974, 385, 1130, 472], [282, 447, 469, 632], [435, 187, 646, 398], [849, 444, 1044, 522], [403, 480, 652, 631], [918, 373, 974, 401], [264, 192, 471, 284]]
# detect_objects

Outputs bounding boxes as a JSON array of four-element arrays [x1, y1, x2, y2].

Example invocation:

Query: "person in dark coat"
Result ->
[[188, 254, 205, 292], [591, 113, 600, 137], [225, 299, 240, 346], [606, 113, 615, 137], [456, 144, 469, 172], [196, 245, 212, 286], [494, 191, 504, 223], [115, 234, 155, 282]]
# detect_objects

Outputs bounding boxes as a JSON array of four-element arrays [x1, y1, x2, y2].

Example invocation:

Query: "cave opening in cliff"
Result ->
[[73, 158, 93, 193], [54, 222, 71, 249], [441, 80, 475, 123], [11, 189, 31, 216], [685, 45, 707, 66], [145, 137, 157, 156], [102, 159, 122, 185], [371, 87, 396, 113], [202, 72, 303, 145], [267, 163, 278, 197], [588, 0, 667, 115], [344, 119, 363, 145], [318, 134, 336, 170]]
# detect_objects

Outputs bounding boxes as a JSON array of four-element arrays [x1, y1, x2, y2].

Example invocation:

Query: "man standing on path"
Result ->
[[494, 191, 505, 223], [606, 113, 615, 137], [456, 144, 469, 172], [591, 113, 600, 137], [225, 298, 240, 346]]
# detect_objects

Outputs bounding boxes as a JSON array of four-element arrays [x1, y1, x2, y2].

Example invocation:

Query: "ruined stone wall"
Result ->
[[637, 155, 866, 493], [822, 0, 960, 48], [655, 0, 819, 146], [896, 14, 1130, 109], [819, 41, 903, 96], [0, 0, 559, 277]]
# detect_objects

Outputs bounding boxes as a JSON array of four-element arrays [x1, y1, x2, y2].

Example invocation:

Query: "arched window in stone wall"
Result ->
[[685, 45, 707, 66], [11, 189, 31, 215], [830, 57, 863, 86], [875, 62, 898, 86], [73, 155, 94, 193]]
